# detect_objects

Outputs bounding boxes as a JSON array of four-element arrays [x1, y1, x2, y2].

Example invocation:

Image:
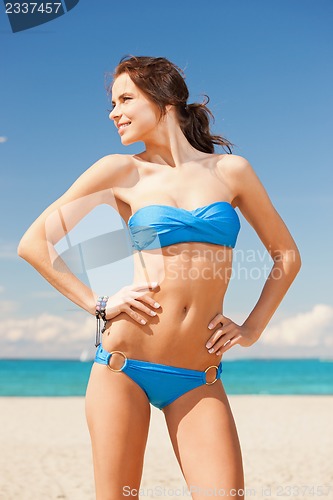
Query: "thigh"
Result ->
[[85, 361, 151, 499], [163, 381, 244, 499]]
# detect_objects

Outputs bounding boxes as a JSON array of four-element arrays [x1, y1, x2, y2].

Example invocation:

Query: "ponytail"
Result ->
[[177, 96, 234, 154]]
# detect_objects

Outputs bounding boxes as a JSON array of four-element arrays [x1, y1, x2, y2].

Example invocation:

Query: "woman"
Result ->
[[18, 56, 301, 499]]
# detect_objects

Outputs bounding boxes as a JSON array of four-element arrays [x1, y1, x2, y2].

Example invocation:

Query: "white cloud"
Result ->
[[0, 137, 8, 143], [0, 312, 96, 359], [0, 312, 93, 343], [0, 286, 5, 293], [261, 304, 333, 347]]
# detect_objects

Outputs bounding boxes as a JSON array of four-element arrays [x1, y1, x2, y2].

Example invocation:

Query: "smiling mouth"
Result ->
[[118, 122, 131, 131]]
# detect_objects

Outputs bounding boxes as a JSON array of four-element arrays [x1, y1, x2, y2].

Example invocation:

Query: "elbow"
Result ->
[[18, 235, 51, 267], [17, 223, 50, 263], [289, 248, 302, 277], [274, 246, 302, 275], [17, 239, 29, 259], [17, 236, 35, 261]]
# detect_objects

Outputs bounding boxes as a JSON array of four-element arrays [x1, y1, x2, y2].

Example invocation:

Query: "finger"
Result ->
[[207, 313, 228, 330], [143, 296, 161, 309], [215, 336, 241, 355], [206, 322, 234, 346], [127, 298, 158, 318], [208, 331, 234, 352], [205, 327, 224, 348], [132, 291, 161, 309], [123, 304, 148, 325]]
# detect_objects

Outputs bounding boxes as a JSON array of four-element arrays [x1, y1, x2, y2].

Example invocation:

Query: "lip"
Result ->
[[117, 122, 131, 136], [117, 121, 131, 129]]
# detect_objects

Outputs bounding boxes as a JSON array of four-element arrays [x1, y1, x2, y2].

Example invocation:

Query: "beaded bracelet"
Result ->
[[95, 295, 109, 347]]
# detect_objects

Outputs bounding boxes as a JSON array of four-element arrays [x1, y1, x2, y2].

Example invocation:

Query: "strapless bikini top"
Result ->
[[128, 201, 241, 251]]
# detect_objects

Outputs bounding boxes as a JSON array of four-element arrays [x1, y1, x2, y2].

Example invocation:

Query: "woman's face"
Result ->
[[109, 72, 161, 145]]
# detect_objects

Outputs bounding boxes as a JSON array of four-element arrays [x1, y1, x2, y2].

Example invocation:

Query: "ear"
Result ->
[[165, 104, 173, 113]]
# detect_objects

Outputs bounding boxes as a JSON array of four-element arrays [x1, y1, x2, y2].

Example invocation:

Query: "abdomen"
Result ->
[[101, 242, 233, 369]]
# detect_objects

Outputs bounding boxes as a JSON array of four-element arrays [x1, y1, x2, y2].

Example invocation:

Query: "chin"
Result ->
[[121, 135, 138, 146], [121, 138, 133, 146]]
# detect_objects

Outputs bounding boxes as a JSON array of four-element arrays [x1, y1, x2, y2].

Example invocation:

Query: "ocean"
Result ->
[[0, 358, 332, 396]]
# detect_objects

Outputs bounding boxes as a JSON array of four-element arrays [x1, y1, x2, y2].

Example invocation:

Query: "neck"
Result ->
[[139, 109, 210, 167]]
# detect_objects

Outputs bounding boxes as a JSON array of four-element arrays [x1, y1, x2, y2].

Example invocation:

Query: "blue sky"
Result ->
[[1, 0, 332, 359]]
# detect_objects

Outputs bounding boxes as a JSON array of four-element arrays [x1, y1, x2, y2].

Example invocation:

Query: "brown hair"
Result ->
[[106, 55, 235, 155]]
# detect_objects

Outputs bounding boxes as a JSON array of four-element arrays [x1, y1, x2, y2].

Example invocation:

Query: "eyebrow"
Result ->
[[111, 92, 134, 106]]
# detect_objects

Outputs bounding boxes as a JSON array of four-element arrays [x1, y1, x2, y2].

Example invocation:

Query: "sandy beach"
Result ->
[[0, 396, 332, 499]]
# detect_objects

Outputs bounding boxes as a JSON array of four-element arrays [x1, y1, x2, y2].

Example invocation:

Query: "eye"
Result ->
[[107, 96, 132, 113]]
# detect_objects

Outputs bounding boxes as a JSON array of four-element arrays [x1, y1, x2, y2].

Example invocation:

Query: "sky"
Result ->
[[0, 0, 332, 359]]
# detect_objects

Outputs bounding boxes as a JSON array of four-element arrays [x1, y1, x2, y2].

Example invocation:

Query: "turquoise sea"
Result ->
[[0, 358, 332, 396]]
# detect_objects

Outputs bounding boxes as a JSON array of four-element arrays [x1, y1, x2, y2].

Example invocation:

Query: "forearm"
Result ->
[[242, 250, 301, 339], [18, 239, 98, 316]]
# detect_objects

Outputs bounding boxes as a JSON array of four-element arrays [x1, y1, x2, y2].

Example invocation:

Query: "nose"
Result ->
[[109, 107, 117, 121], [109, 100, 123, 120]]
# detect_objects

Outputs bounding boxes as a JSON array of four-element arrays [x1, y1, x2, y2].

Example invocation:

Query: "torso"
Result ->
[[101, 152, 238, 370]]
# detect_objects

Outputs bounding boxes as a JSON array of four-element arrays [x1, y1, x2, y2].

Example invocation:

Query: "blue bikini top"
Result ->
[[128, 201, 241, 251]]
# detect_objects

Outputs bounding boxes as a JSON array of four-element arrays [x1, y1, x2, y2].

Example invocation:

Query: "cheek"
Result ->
[[141, 112, 159, 129], [135, 103, 159, 124]]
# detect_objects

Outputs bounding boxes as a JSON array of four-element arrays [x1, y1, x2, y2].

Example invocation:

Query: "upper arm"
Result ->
[[18, 154, 131, 249], [226, 155, 301, 261]]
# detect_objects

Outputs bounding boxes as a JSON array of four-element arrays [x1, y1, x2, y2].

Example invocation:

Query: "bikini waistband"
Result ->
[[94, 343, 223, 385]]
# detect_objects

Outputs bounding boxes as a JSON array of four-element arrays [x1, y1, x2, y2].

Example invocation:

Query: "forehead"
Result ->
[[111, 73, 137, 99]]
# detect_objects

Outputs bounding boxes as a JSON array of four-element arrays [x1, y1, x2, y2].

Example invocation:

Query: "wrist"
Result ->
[[88, 292, 99, 316], [241, 321, 263, 342]]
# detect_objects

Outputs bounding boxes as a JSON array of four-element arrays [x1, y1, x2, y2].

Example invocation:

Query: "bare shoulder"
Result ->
[[216, 153, 253, 178], [81, 153, 134, 186], [66, 153, 136, 197], [216, 154, 255, 201]]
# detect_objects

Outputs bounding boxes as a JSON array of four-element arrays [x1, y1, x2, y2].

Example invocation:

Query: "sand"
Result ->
[[0, 396, 332, 499]]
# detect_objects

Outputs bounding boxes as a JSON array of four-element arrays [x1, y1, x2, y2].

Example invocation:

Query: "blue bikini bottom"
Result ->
[[94, 344, 223, 410]]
